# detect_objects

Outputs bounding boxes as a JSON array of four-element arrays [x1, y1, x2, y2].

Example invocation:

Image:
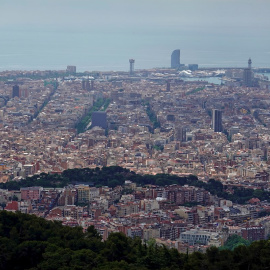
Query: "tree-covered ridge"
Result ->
[[0, 211, 182, 270], [1, 211, 270, 270], [1, 166, 270, 204]]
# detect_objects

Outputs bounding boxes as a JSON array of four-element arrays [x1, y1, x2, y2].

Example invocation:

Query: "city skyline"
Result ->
[[1, 1, 270, 264], [0, 1, 270, 71]]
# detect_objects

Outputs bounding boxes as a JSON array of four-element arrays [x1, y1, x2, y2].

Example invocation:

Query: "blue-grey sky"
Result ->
[[0, 0, 269, 71], [1, 0, 269, 33]]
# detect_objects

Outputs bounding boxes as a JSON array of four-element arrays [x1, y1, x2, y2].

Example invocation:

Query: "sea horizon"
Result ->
[[0, 28, 269, 73]]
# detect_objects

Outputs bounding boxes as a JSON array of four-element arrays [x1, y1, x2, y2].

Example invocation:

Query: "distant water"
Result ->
[[181, 73, 270, 85], [256, 72, 270, 80], [182, 77, 222, 85], [0, 29, 270, 72]]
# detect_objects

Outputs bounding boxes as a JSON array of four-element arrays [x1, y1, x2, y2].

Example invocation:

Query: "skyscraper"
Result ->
[[166, 80, 171, 92], [85, 79, 90, 91], [12, 85, 19, 98], [82, 79, 86, 90], [171, 49, 180, 69], [175, 126, 186, 142], [212, 109, 222, 132]]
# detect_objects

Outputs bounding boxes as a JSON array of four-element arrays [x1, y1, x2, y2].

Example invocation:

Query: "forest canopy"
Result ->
[[1, 166, 269, 204], [0, 166, 270, 204], [1, 211, 270, 270]]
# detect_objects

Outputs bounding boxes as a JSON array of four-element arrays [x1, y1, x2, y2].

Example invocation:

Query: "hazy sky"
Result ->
[[1, 0, 269, 34], [0, 0, 269, 70]]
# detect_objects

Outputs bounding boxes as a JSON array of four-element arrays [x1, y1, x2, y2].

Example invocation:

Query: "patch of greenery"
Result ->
[[75, 98, 110, 134], [1, 166, 270, 205], [0, 211, 184, 270], [220, 234, 250, 251], [142, 100, 160, 132], [186, 86, 205, 95]]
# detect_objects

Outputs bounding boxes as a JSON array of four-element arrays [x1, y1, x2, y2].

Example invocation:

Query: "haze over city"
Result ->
[[2, 1, 270, 269], [0, 0, 270, 71]]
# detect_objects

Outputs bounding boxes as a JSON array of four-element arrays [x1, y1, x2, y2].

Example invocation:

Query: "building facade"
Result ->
[[212, 109, 222, 132], [171, 49, 180, 69], [92, 111, 107, 129]]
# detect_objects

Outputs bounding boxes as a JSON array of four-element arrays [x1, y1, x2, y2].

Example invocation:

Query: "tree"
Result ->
[[220, 235, 250, 251], [102, 233, 131, 262], [86, 225, 102, 240]]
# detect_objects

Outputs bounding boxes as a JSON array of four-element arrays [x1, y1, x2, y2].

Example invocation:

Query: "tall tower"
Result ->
[[12, 85, 19, 98], [82, 79, 86, 90], [212, 109, 222, 132], [175, 126, 186, 142], [85, 79, 90, 91], [243, 58, 253, 87], [171, 49, 180, 69], [166, 80, 171, 92], [129, 59, 135, 75], [248, 58, 252, 69]]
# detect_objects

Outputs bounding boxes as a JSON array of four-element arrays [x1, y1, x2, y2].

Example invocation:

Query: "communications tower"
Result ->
[[129, 59, 135, 75]]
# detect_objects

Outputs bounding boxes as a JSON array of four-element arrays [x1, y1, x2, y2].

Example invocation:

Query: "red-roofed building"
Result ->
[[248, 198, 260, 205], [5, 201, 19, 212]]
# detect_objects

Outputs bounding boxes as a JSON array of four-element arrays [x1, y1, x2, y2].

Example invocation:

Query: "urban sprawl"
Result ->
[[1, 56, 270, 253]]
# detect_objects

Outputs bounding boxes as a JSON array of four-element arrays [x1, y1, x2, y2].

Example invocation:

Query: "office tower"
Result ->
[[92, 111, 107, 129], [171, 49, 180, 69], [188, 64, 199, 71], [129, 59, 135, 75], [85, 79, 90, 91], [212, 109, 222, 132], [166, 80, 171, 91], [20, 87, 28, 98], [175, 126, 186, 142], [12, 85, 19, 98], [243, 58, 253, 87], [0, 110, 4, 120], [66, 65, 76, 74], [82, 79, 86, 90]]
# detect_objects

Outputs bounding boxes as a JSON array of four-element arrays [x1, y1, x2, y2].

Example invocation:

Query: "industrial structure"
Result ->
[[243, 58, 253, 87], [129, 59, 135, 75]]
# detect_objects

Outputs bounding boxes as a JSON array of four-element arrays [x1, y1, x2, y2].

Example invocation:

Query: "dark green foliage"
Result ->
[[0, 211, 185, 270], [44, 80, 59, 90], [75, 98, 110, 134], [102, 98, 111, 111], [1, 166, 270, 205], [142, 100, 160, 131], [253, 110, 266, 127], [220, 234, 250, 251], [186, 87, 205, 95], [2, 211, 270, 269], [0, 172, 70, 190]]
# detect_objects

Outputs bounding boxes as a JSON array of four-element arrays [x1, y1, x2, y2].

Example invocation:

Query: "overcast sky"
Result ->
[[1, 0, 269, 35], [0, 0, 269, 70]]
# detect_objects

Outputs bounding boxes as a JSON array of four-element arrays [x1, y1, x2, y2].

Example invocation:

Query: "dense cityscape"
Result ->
[[1, 50, 270, 260]]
